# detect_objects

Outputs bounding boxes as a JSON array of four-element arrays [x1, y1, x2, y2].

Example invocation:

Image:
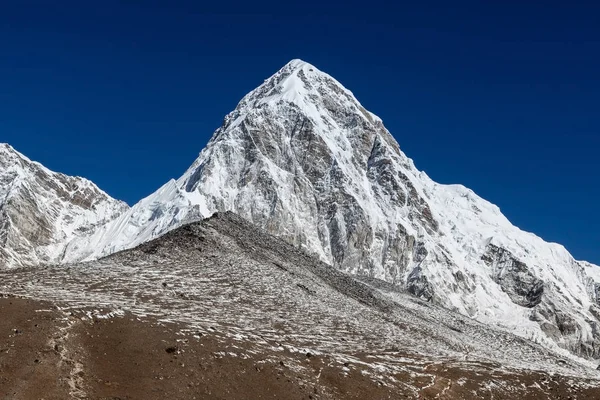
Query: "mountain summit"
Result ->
[[4, 60, 600, 361]]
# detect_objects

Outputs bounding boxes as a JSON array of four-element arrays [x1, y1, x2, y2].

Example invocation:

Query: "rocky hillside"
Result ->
[[2, 212, 599, 399]]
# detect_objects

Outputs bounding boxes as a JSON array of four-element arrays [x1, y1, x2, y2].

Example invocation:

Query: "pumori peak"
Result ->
[[14, 60, 600, 362]]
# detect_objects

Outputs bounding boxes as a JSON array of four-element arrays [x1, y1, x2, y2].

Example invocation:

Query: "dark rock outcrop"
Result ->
[[482, 243, 544, 308]]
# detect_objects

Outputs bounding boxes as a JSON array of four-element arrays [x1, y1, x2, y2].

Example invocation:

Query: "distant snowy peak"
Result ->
[[62, 59, 600, 361], [0, 143, 128, 268]]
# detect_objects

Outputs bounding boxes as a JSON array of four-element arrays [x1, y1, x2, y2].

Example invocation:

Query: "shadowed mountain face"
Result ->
[[55, 60, 600, 360], [1, 212, 599, 399], [0, 144, 128, 268]]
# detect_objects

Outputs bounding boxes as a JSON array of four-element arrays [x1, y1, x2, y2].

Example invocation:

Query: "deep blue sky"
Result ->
[[1, 1, 599, 263]]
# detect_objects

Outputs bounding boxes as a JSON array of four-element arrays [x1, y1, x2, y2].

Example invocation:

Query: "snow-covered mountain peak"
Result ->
[[234, 59, 382, 134], [0, 142, 13, 153], [59, 60, 600, 362], [0, 142, 29, 167], [0, 145, 128, 268], [0, 142, 15, 153], [0, 143, 54, 169], [283, 58, 310, 69], [0, 143, 125, 208]]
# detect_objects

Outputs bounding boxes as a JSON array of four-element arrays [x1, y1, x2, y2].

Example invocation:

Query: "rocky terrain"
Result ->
[[1, 212, 600, 399]]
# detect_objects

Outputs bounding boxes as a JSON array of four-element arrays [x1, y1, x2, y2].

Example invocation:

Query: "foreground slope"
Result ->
[[2, 212, 600, 399], [0, 144, 128, 268], [63, 60, 600, 359]]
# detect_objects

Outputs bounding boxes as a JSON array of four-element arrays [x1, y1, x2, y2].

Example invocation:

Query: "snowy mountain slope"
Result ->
[[62, 59, 600, 359], [0, 143, 128, 268]]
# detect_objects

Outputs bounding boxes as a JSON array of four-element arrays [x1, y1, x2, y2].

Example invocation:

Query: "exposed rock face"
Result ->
[[23, 60, 600, 360], [0, 144, 128, 267], [482, 243, 545, 308]]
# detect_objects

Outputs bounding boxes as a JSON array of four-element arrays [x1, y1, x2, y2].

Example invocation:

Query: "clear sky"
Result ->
[[1, 1, 599, 264]]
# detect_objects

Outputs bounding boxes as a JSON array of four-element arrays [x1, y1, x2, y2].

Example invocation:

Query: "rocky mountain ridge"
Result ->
[[0, 143, 128, 268]]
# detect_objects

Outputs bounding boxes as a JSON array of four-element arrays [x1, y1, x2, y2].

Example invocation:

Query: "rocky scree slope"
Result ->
[[3, 211, 600, 399], [0, 143, 128, 268]]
